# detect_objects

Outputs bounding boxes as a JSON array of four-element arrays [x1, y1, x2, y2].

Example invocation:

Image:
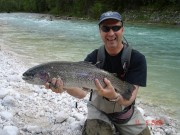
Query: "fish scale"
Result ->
[[22, 61, 134, 100]]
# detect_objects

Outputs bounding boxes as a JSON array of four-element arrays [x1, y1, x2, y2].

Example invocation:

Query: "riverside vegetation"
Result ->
[[0, 0, 179, 25]]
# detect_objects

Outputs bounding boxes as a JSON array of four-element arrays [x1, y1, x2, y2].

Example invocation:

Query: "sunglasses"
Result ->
[[100, 25, 122, 32]]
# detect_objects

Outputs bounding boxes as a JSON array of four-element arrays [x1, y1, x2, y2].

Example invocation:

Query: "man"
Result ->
[[45, 11, 151, 135]]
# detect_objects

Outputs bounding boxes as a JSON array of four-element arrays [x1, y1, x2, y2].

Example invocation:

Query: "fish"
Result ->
[[22, 61, 134, 100]]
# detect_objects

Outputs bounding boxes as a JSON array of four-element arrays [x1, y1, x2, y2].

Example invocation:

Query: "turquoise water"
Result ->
[[1, 13, 180, 121]]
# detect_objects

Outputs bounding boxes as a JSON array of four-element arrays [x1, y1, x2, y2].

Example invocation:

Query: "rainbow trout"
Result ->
[[22, 61, 134, 100]]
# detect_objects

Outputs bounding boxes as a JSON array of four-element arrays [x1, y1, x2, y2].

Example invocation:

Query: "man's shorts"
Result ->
[[82, 119, 151, 135], [82, 103, 151, 135], [82, 119, 114, 135]]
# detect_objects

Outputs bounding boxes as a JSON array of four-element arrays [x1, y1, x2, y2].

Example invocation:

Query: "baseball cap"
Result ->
[[99, 11, 122, 25]]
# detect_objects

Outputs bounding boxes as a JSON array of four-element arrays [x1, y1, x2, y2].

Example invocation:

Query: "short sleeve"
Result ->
[[84, 49, 98, 64]]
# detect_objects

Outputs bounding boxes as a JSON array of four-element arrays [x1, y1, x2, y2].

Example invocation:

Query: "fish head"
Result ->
[[22, 66, 50, 85]]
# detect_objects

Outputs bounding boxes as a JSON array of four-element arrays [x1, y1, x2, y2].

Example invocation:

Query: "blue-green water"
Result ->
[[1, 13, 180, 121]]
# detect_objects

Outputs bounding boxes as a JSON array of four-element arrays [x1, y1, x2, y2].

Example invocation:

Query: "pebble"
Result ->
[[0, 111, 13, 121], [0, 129, 9, 135], [24, 125, 42, 134], [2, 95, 16, 107], [70, 121, 82, 130], [3, 126, 19, 135], [54, 111, 69, 123], [0, 89, 9, 99], [160, 115, 171, 125]]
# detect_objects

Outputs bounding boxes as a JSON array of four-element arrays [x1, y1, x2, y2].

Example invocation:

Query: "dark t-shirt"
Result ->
[[84, 47, 147, 87]]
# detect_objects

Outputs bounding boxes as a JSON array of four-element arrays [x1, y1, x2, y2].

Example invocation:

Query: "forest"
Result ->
[[0, 0, 179, 19]]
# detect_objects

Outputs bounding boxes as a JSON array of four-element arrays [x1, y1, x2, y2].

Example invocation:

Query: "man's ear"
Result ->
[[121, 27, 124, 33]]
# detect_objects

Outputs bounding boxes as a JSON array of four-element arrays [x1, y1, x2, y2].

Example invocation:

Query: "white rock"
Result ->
[[70, 121, 82, 130], [7, 75, 22, 83], [0, 128, 8, 135], [3, 126, 19, 135], [154, 132, 162, 135], [25, 125, 42, 133], [2, 96, 16, 107], [0, 89, 9, 99], [164, 128, 173, 134], [160, 115, 170, 125], [0, 111, 13, 120], [73, 113, 85, 121], [13, 93, 21, 100], [55, 112, 69, 123], [67, 117, 76, 123]]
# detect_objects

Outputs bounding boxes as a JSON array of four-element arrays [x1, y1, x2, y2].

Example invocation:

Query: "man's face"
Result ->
[[99, 19, 124, 50]]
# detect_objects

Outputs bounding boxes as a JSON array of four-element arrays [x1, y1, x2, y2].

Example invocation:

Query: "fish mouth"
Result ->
[[22, 75, 46, 85], [22, 72, 33, 81], [22, 75, 32, 81]]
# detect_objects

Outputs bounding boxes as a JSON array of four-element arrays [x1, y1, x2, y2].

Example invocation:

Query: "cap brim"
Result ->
[[99, 17, 121, 25]]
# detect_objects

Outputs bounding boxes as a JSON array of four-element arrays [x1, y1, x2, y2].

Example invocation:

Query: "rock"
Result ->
[[67, 117, 76, 123], [0, 89, 9, 99], [0, 128, 8, 135], [164, 128, 173, 135], [55, 112, 69, 123], [2, 96, 16, 107], [0, 111, 13, 121], [25, 125, 42, 134], [7, 75, 22, 83], [3, 126, 19, 135], [154, 132, 162, 135], [70, 121, 82, 130], [73, 113, 85, 121], [160, 115, 171, 125]]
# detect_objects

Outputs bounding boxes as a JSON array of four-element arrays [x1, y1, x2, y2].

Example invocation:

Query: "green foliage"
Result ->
[[22, 0, 37, 12], [48, 7, 59, 15], [0, 0, 179, 18], [89, 2, 103, 19], [0, 0, 18, 12]]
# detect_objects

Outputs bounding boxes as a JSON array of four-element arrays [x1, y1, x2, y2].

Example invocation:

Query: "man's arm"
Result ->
[[45, 78, 88, 99], [65, 87, 88, 99]]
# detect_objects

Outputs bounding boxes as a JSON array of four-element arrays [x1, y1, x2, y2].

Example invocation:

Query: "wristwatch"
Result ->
[[108, 93, 121, 102]]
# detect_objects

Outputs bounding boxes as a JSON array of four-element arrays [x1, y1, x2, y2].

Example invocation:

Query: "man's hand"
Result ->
[[45, 78, 65, 93], [95, 78, 120, 100], [95, 78, 138, 106]]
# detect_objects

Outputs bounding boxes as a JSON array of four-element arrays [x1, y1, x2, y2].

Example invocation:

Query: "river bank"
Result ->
[[1, 9, 180, 25], [47, 9, 180, 25], [123, 9, 180, 25], [0, 42, 179, 134]]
